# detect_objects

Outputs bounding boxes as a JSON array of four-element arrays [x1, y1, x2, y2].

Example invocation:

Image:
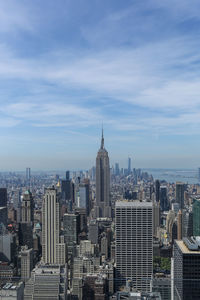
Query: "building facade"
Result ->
[[115, 201, 153, 292], [173, 238, 200, 299], [42, 187, 66, 264]]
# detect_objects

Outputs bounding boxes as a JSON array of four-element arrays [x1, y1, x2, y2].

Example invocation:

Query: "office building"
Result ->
[[160, 186, 168, 211], [0, 233, 13, 262], [61, 177, 71, 201], [24, 264, 67, 300], [115, 201, 153, 292], [177, 210, 182, 240], [151, 277, 171, 300], [0, 188, 7, 207], [20, 246, 33, 282], [193, 198, 200, 236], [182, 209, 193, 238], [75, 183, 90, 216], [88, 220, 99, 244], [26, 168, 31, 183], [176, 182, 185, 210], [95, 129, 111, 218], [0, 189, 7, 227], [166, 210, 176, 242], [173, 237, 200, 299], [66, 170, 70, 180], [19, 191, 34, 249], [115, 163, 120, 176], [0, 207, 7, 227], [0, 282, 24, 300], [63, 213, 80, 254], [155, 180, 160, 203], [128, 157, 131, 174], [21, 190, 34, 223], [42, 187, 66, 264], [153, 201, 160, 237]]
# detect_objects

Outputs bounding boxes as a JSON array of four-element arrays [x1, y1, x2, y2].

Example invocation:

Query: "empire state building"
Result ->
[[95, 130, 111, 218]]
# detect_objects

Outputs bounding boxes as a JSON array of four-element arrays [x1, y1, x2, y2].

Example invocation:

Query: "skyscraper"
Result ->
[[26, 167, 31, 181], [173, 238, 200, 299], [42, 187, 66, 264], [176, 182, 185, 209], [160, 186, 168, 211], [95, 130, 111, 218], [21, 190, 34, 223], [19, 190, 34, 249], [128, 157, 131, 174], [155, 180, 160, 203], [0, 188, 7, 227], [20, 246, 34, 282], [193, 198, 200, 236], [115, 201, 153, 292], [0, 188, 7, 207]]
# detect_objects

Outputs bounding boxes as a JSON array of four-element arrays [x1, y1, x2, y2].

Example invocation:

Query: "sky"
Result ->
[[1, 0, 200, 170]]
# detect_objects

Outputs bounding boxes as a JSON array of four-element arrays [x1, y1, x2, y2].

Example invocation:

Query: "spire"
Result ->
[[101, 126, 104, 149]]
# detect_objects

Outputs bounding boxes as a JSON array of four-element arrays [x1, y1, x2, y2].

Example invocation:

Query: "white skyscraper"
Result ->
[[115, 201, 153, 292], [42, 187, 66, 265]]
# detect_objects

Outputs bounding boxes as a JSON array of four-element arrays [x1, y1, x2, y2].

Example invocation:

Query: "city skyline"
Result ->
[[1, 0, 200, 169]]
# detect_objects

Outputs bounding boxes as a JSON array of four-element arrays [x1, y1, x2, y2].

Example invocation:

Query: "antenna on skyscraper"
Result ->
[[101, 123, 104, 149]]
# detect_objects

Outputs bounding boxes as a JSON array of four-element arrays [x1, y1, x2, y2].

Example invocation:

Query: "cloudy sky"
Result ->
[[1, 0, 200, 170]]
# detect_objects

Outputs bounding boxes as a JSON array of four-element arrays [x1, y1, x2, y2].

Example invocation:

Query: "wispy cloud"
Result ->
[[0, 0, 200, 168]]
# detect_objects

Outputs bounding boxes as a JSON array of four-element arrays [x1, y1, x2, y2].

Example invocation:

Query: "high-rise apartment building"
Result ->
[[42, 187, 66, 265], [95, 130, 111, 218], [176, 182, 185, 209], [115, 201, 153, 292]]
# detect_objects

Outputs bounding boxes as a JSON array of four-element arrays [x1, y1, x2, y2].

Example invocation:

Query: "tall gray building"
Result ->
[[128, 157, 131, 174], [95, 130, 111, 218], [42, 187, 66, 265], [20, 246, 33, 282], [115, 201, 153, 292], [21, 190, 34, 223], [24, 264, 67, 300], [19, 190, 34, 249]]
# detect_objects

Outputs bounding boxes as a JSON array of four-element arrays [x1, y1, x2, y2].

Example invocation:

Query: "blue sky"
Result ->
[[1, 0, 200, 170]]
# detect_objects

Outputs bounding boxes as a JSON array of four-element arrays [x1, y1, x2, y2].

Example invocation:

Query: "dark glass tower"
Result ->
[[0, 188, 7, 207]]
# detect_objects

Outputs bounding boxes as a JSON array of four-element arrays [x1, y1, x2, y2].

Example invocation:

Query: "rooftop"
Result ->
[[176, 238, 200, 254], [1, 282, 23, 290], [116, 200, 153, 208]]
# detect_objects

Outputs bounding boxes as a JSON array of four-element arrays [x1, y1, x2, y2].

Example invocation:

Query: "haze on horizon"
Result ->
[[1, 0, 200, 170]]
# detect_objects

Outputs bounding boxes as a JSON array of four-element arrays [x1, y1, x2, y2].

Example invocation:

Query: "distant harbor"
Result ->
[[143, 169, 199, 184]]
